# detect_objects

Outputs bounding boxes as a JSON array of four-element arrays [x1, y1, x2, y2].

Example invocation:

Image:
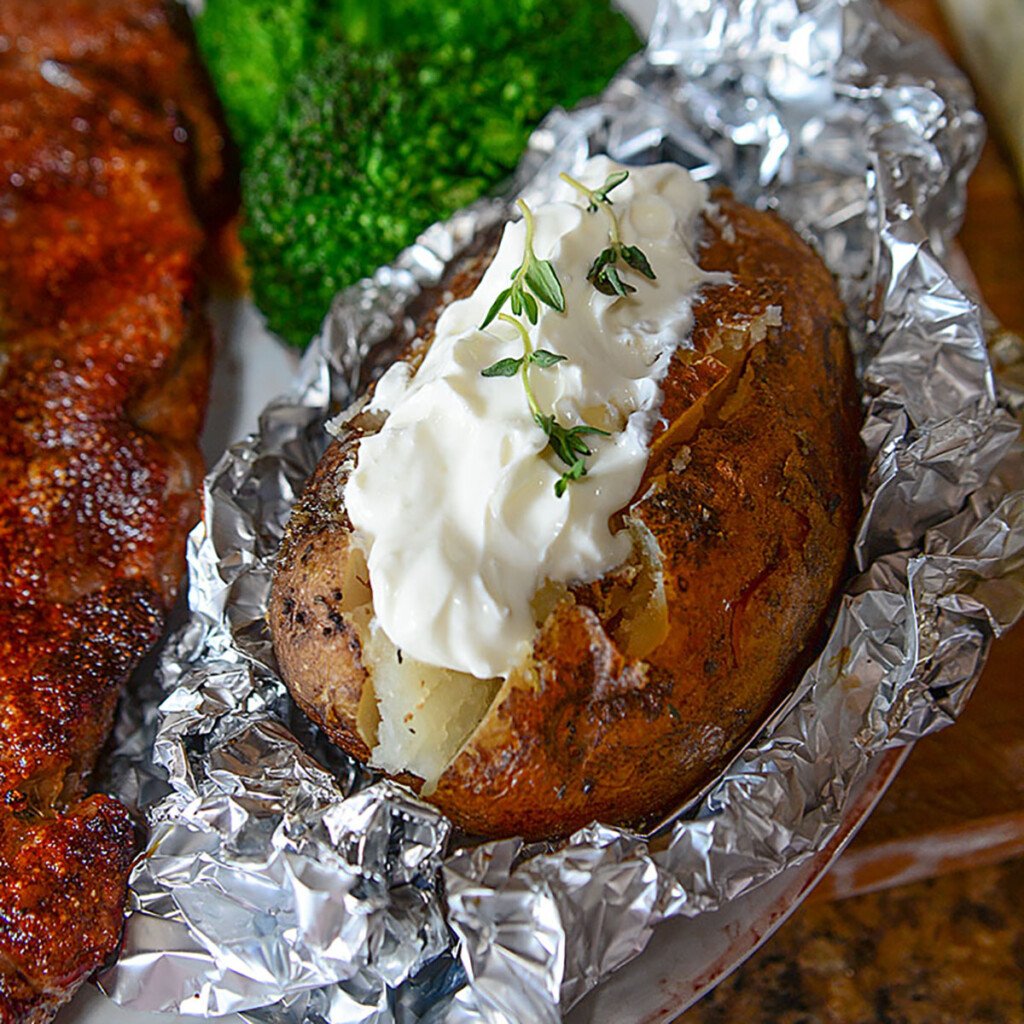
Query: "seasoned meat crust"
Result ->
[[271, 192, 862, 840], [0, 2, 233, 1019], [0, 802, 136, 1024]]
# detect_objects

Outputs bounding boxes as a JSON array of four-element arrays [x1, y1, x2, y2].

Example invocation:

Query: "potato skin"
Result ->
[[270, 192, 861, 840], [270, 434, 374, 763]]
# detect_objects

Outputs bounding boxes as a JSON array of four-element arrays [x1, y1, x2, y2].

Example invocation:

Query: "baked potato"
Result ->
[[269, 179, 861, 840]]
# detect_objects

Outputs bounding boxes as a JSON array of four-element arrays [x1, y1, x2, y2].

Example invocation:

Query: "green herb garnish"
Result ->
[[480, 199, 565, 328], [482, 314, 609, 498], [481, 349, 567, 377], [537, 415, 611, 498], [559, 170, 657, 297], [579, 168, 629, 211]]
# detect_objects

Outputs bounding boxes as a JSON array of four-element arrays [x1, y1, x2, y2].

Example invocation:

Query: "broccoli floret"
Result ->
[[242, 50, 423, 347], [242, 2, 640, 347], [193, 0, 315, 150]]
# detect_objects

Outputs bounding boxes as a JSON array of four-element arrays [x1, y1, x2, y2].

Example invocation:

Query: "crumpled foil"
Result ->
[[98, 1, 1024, 1021]]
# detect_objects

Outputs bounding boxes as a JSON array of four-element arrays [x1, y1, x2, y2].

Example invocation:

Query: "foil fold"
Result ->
[[99, 0, 1024, 1021]]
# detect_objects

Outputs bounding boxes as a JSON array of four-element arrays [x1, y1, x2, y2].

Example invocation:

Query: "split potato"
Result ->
[[269, 191, 861, 840]]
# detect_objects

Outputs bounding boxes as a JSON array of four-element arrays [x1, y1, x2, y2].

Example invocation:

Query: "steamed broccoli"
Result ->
[[198, 0, 641, 347], [240, 50, 419, 346], [193, 0, 315, 148]]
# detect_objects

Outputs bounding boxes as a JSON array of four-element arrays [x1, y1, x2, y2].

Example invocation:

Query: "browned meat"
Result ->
[[0, 2, 234, 1019], [0, 0, 235, 221], [0, 800, 136, 1024]]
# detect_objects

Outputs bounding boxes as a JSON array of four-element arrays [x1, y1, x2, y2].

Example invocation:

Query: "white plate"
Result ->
[[57, 0, 905, 1011], [566, 747, 909, 1024]]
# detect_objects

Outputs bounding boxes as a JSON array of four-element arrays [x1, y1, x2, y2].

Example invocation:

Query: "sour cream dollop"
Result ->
[[343, 157, 710, 679]]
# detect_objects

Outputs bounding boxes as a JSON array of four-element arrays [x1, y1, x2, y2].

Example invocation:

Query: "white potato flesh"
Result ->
[[364, 625, 500, 792]]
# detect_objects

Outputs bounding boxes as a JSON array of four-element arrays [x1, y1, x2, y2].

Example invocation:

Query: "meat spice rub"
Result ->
[[0, 1, 233, 1020], [271, 159, 862, 841]]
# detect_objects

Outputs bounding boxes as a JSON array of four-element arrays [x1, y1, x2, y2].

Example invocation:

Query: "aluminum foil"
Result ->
[[99, 1, 1024, 1020]]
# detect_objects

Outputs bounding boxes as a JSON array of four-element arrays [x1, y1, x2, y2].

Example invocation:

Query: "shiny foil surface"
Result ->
[[98, 1, 1024, 1021]]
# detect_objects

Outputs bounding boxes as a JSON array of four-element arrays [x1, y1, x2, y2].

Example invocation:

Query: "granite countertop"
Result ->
[[680, 856, 1024, 1024]]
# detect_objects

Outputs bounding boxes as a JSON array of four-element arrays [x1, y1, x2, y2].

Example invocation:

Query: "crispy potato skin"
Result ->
[[271, 193, 861, 840], [270, 436, 372, 763]]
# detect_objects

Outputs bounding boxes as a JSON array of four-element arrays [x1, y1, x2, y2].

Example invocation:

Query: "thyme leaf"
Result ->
[[621, 244, 656, 279], [559, 169, 657, 298], [524, 258, 565, 312], [482, 356, 524, 377], [588, 256, 636, 297], [586, 247, 616, 279], [591, 169, 629, 206], [480, 286, 512, 330], [479, 199, 565, 329], [529, 349, 567, 368], [535, 415, 610, 468], [555, 460, 587, 498]]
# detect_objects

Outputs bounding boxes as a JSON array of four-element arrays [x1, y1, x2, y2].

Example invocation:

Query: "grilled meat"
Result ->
[[0, 801, 136, 1024], [0, 0, 233, 223], [0, 2, 234, 1019]]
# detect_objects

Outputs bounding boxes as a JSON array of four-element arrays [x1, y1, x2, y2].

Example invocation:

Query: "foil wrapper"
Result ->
[[99, 1, 1024, 1020]]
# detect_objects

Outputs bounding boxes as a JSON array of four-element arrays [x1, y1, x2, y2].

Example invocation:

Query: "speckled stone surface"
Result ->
[[679, 857, 1024, 1024]]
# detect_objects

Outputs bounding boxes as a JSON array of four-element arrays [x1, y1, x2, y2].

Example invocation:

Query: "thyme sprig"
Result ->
[[480, 198, 565, 328], [479, 196, 613, 497], [559, 169, 656, 297], [482, 313, 609, 499]]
